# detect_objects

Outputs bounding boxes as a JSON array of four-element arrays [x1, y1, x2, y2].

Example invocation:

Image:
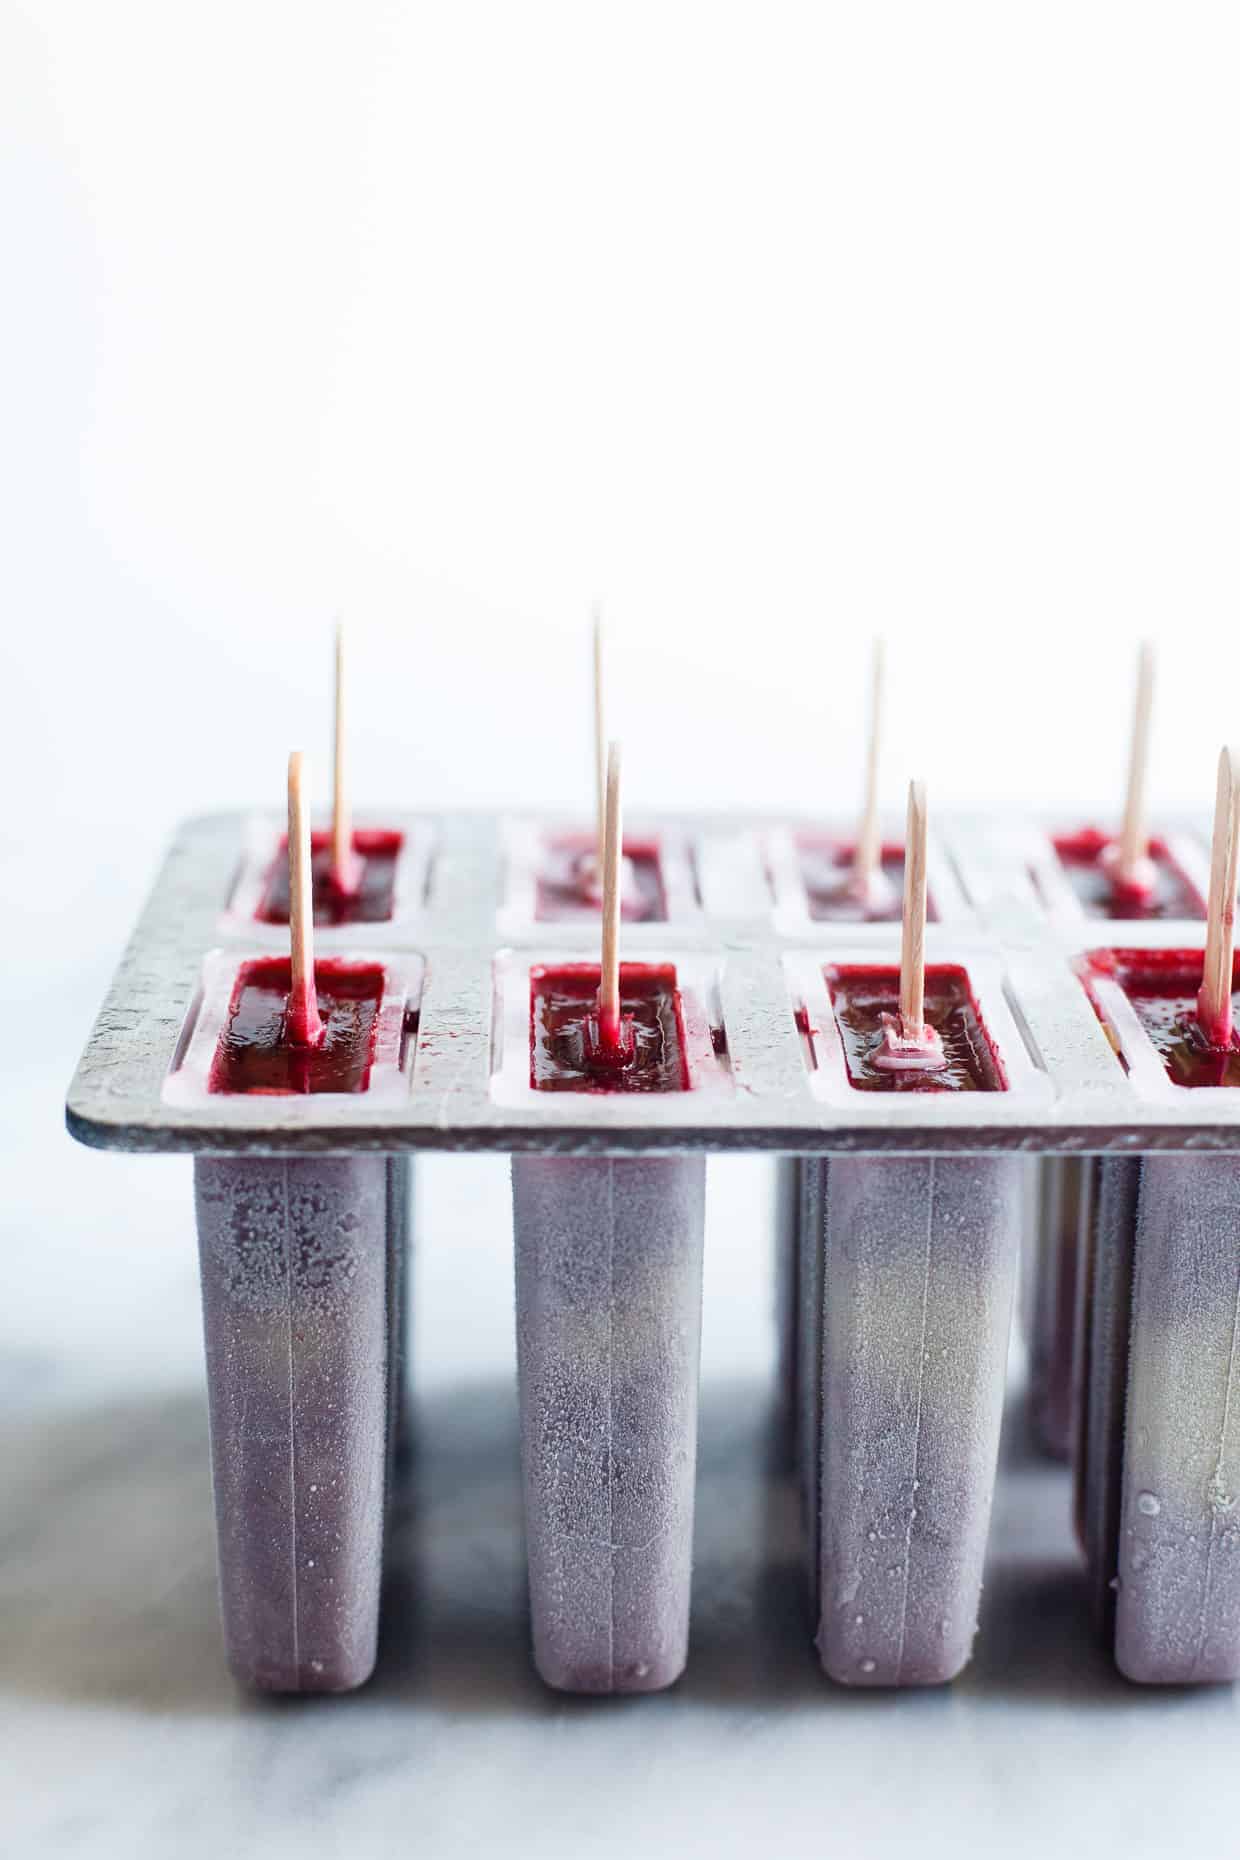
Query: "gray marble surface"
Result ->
[[8, 918, 1240, 1858]]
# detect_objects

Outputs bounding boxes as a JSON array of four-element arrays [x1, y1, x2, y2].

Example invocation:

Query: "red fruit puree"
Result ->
[[1050, 828, 1203, 921], [1090, 947, 1240, 1088], [535, 835, 666, 923], [797, 838, 929, 925], [826, 964, 1006, 1093], [208, 957, 385, 1095], [530, 963, 689, 1093], [257, 829, 403, 926]]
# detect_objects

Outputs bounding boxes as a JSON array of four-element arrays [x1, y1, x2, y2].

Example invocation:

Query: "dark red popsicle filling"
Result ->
[[256, 829, 403, 926], [1088, 948, 1240, 1088], [826, 964, 1006, 1093], [534, 834, 666, 923], [208, 956, 386, 1095], [1048, 828, 1203, 921], [530, 962, 689, 1093], [796, 838, 928, 924]]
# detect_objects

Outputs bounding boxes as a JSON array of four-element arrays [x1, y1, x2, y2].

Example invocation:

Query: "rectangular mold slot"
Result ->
[[765, 823, 971, 936], [163, 949, 424, 1110], [496, 819, 700, 937], [221, 813, 435, 943], [1030, 825, 1208, 924], [1081, 946, 1240, 1098], [491, 949, 731, 1111], [785, 945, 1051, 1117]]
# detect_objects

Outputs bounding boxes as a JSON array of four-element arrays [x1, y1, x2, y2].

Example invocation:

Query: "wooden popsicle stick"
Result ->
[[851, 638, 885, 894], [1196, 745, 1240, 1046], [331, 621, 360, 895], [287, 750, 325, 1048], [592, 604, 606, 869], [898, 778, 930, 1038], [1112, 640, 1155, 887], [598, 739, 623, 1050]]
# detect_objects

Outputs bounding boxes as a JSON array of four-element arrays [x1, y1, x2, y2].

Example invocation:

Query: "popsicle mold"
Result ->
[[1115, 1155, 1240, 1683], [195, 1154, 409, 1691], [513, 1154, 705, 1692], [815, 1154, 1023, 1686]]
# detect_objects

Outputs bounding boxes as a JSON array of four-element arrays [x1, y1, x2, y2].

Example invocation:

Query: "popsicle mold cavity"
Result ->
[[1032, 827, 1208, 923], [513, 1155, 705, 1692], [195, 1154, 409, 1692], [498, 821, 700, 935], [828, 965, 1007, 1095], [164, 950, 421, 1111], [1116, 1155, 1240, 1683], [765, 824, 970, 936], [257, 828, 404, 926], [223, 814, 434, 942], [815, 1156, 1022, 1686], [1087, 948, 1240, 1090]]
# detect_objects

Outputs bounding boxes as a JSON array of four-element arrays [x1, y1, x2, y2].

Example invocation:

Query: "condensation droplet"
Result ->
[[1136, 1491, 1161, 1517], [860, 1658, 877, 1674], [854, 1614, 864, 1626]]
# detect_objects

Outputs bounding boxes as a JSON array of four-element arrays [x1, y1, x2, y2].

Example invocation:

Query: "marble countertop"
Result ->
[[7, 903, 1240, 1859]]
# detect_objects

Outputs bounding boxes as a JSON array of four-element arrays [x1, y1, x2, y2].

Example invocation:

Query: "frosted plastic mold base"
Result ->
[[69, 807, 1240, 1156], [513, 1154, 704, 1693], [194, 1153, 410, 1692], [815, 1154, 1022, 1686], [162, 949, 423, 1114], [222, 812, 436, 944]]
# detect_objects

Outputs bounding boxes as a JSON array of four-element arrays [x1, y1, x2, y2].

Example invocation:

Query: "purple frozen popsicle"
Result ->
[[1116, 1154, 1240, 1683], [816, 1154, 1022, 1685], [514, 1153, 704, 1692], [196, 1154, 407, 1691], [511, 959, 707, 1693]]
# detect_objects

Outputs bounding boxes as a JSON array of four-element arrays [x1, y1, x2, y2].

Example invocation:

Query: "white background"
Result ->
[[6, 6, 1240, 1857]]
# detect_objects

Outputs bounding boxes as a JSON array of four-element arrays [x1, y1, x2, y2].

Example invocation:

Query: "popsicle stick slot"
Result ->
[[850, 638, 887, 902], [331, 621, 360, 896], [1196, 745, 1240, 1046], [598, 740, 623, 1051], [1109, 640, 1156, 895], [287, 750, 325, 1048]]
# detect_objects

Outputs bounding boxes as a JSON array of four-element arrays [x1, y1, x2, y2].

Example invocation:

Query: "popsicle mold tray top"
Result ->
[[67, 806, 1240, 1156]]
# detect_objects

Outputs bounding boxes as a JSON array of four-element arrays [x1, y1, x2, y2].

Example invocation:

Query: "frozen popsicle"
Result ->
[[512, 743, 706, 1692], [812, 782, 1021, 1685], [196, 1153, 406, 1691], [1096, 751, 1240, 1679], [191, 752, 410, 1691]]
